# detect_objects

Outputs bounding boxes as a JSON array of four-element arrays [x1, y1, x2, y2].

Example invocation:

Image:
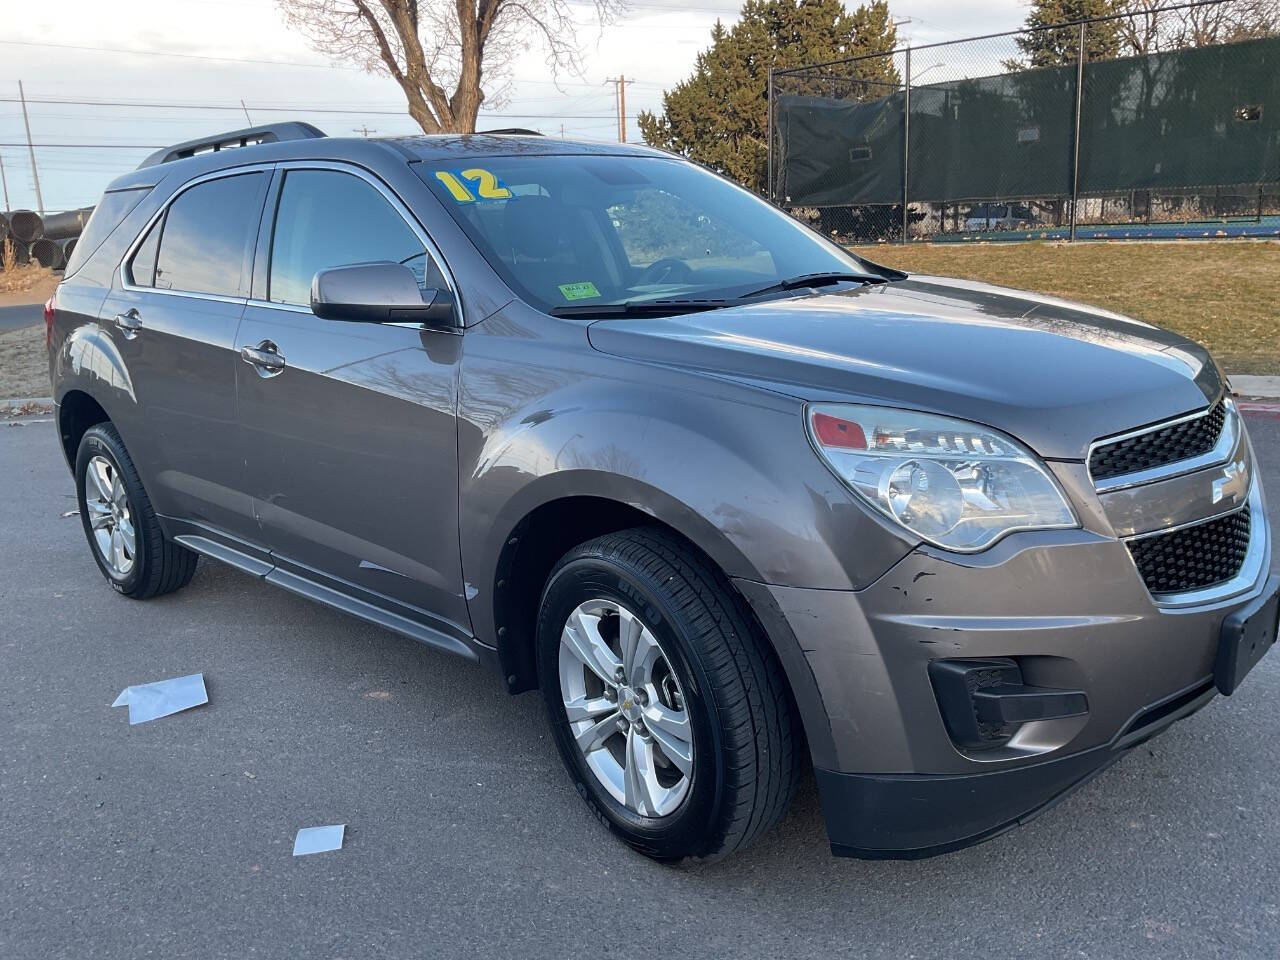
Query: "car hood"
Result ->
[[586, 275, 1223, 460]]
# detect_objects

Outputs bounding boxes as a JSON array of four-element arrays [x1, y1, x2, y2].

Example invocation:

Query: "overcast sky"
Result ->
[[0, 0, 1027, 213]]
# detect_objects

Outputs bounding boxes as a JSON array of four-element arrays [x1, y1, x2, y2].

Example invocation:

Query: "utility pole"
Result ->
[[619, 74, 628, 143], [18, 81, 43, 216], [352, 125, 377, 138], [1068, 20, 1086, 242], [606, 75, 633, 143]]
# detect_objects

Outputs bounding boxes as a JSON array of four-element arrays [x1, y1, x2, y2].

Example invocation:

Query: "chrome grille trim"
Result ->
[[1090, 397, 1238, 493], [1120, 478, 1269, 609]]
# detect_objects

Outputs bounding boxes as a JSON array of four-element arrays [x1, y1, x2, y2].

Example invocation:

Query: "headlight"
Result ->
[[807, 403, 1077, 551]]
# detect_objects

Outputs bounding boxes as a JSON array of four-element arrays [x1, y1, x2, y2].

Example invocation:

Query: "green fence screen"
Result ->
[[775, 34, 1280, 207]]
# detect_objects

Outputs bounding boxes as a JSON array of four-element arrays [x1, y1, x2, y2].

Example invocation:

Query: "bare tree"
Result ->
[[278, 0, 624, 133], [1116, 0, 1279, 54]]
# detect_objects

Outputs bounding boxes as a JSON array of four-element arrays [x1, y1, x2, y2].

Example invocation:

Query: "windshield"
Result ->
[[417, 154, 874, 313]]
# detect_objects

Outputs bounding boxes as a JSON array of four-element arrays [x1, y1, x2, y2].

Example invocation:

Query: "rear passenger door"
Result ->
[[99, 168, 269, 554], [235, 163, 469, 637]]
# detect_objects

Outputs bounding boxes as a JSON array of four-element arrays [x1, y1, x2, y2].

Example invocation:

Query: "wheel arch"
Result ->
[[487, 480, 765, 696], [489, 490, 829, 770], [58, 389, 112, 469]]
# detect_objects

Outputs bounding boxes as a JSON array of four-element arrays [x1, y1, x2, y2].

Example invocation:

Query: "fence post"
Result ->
[[766, 68, 775, 203], [1069, 20, 1085, 241], [902, 46, 911, 244]]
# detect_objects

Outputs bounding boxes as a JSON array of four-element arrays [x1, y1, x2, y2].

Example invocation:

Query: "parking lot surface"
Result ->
[[3, 411, 1280, 959]]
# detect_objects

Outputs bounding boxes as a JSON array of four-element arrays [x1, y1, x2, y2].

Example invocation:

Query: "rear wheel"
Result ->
[[75, 423, 197, 599], [537, 527, 801, 861]]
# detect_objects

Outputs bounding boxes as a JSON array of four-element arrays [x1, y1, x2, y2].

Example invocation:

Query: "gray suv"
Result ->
[[48, 124, 1278, 861]]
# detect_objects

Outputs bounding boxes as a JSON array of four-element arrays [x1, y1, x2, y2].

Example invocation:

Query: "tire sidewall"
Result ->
[[537, 554, 726, 860], [75, 428, 144, 595]]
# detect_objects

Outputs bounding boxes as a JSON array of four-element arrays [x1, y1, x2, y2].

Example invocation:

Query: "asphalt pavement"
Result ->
[[3, 410, 1280, 960], [0, 303, 42, 334]]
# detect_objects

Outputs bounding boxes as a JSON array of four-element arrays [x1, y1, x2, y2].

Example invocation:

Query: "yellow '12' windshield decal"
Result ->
[[434, 171, 474, 202], [434, 169, 513, 202]]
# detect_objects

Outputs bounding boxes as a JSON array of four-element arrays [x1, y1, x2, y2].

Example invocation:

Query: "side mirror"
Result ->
[[310, 262, 456, 326]]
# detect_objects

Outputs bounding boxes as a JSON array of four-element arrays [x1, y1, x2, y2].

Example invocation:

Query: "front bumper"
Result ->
[[734, 509, 1275, 859], [814, 674, 1217, 858]]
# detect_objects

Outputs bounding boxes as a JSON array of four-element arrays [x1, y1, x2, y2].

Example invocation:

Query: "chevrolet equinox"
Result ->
[[47, 123, 1278, 860]]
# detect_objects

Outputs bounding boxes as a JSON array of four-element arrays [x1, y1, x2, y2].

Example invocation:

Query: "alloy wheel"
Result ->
[[557, 598, 694, 818], [84, 454, 136, 577]]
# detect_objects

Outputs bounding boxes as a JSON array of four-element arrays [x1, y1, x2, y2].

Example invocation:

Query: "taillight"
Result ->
[[44, 295, 55, 348]]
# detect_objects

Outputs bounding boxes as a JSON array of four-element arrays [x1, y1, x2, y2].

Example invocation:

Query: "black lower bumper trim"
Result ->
[[820, 681, 1218, 860], [819, 749, 1114, 860]]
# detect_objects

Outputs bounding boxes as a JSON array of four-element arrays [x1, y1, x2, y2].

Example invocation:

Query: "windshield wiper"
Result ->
[[548, 274, 887, 318], [549, 298, 740, 318], [741, 271, 885, 299]]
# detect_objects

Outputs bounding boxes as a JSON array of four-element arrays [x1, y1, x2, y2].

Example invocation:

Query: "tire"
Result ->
[[536, 527, 801, 861], [75, 423, 198, 599]]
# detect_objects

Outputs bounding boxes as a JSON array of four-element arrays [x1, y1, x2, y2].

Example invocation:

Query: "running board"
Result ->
[[172, 532, 478, 662], [173, 534, 273, 577], [265, 567, 477, 661]]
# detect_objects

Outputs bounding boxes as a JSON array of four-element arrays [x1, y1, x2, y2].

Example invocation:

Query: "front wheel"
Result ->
[[537, 528, 801, 861]]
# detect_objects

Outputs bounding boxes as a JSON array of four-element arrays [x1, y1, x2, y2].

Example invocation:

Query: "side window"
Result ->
[[153, 172, 266, 297], [127, 217, 162, 287], [268, 169, 445, 308]]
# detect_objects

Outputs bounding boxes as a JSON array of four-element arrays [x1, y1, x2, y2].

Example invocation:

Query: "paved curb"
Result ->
[[4, 396, 53, 409], [1229, 376, 1280, 400]]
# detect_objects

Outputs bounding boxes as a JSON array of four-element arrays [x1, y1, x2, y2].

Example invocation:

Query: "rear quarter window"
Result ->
[[62, 187, 152, 278]]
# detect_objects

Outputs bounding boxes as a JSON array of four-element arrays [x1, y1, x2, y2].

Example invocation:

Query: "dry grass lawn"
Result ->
[[851, 240, 1280, 374]]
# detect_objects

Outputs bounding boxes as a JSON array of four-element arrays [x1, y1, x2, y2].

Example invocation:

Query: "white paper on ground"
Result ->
[[112, 673, 208, 725], [293, 824, 346, 856]]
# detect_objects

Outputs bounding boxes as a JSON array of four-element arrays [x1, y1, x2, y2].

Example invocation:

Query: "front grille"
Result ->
[[1090, 401, 1226, 482], [1127, 506, 1251, 595]]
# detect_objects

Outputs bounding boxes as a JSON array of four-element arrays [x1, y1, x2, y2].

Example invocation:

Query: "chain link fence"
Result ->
[[768, 0, 1280, 242]]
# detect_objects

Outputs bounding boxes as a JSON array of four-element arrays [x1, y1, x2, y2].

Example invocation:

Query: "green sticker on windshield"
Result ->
[[558, 281, 601, 301]]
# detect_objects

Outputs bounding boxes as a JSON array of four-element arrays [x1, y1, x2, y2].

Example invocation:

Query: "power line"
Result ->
[[0, 38, 358, 71], [0, 97, 618, 119]]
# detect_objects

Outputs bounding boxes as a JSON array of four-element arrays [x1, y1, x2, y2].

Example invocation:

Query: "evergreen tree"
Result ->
[[1011, 0, 1124, 67], [637, 0, 898, 192]]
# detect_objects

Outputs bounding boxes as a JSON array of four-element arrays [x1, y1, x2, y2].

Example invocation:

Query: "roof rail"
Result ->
[[137, 122, 327, 169], [476, 128, 543, 136]]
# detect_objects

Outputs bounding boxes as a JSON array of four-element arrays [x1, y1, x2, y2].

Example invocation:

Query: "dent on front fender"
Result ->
[[454, 307, 916, 648]]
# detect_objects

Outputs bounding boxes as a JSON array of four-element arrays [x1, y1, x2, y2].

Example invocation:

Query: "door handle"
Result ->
[[113, 308, 142, 338], [241, 340, 286, 377]]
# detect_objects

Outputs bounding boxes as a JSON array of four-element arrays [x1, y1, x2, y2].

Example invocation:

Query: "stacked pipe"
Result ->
[[0, 206, 93, 271]]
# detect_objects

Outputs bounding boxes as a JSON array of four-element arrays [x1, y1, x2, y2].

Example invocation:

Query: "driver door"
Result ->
[[235, 164, 470, 637]]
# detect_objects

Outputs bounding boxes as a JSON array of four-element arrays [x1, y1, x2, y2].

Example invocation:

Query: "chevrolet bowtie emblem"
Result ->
[[1212, 459, 1247, 505]]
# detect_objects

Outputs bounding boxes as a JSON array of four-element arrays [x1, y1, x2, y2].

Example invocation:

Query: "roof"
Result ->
[[104, 127, 670, 194], [392, 134, 669, 161]]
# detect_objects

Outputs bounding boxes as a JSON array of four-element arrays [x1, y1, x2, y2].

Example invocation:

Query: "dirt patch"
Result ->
[[0, 324, 50, 399], [0, 259, 56, 300]]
